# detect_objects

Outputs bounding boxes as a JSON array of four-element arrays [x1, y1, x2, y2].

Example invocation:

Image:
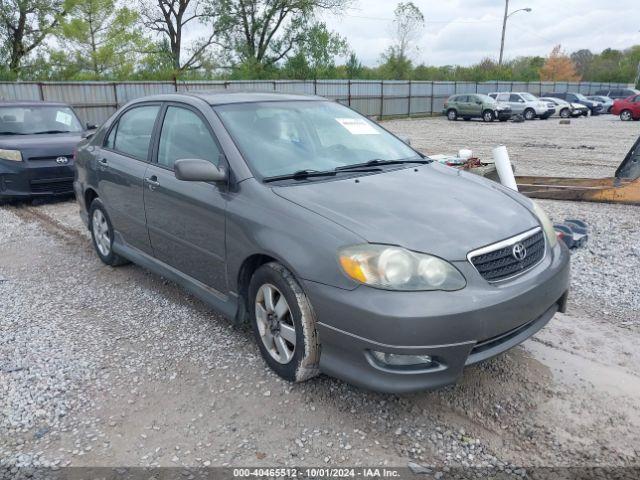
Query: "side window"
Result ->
[[157, 106, 221, 170], [105, 123, 117, 149], [109, 105, 160, 160], [509, 94, 522, 102], [497, 93, 509, 102], [457, 95, 468, 102]]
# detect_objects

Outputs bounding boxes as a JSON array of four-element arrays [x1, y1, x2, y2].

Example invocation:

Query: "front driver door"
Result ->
[[143, 104, 228, 293]]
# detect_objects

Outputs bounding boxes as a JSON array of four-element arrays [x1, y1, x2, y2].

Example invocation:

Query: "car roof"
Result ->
[[0, 100, 72, 107], [130, 91, 325, 106]]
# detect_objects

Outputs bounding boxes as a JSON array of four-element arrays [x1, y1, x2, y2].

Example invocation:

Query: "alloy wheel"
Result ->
[[92, 209, 111, 257], [255, 283, 296, 364], [621, 110, 632, 121]]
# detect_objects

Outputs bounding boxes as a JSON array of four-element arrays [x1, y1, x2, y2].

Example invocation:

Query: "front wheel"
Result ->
[[620, 110, 633, 121], [249, 262, 320, 383], [447, 109, 458, 121], [559, 108, 570, 118], [523, 109, 536, 121], [482, 110, 495, 122]]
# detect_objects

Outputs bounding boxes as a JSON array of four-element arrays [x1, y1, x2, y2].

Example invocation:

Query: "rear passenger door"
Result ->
[[456, 96, 471, 116], [143, 103, 228, 293], [98, 104, 160, 254]]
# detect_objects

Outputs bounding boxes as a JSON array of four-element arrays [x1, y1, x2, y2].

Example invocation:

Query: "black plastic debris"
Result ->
[[554, 219, 589, 249]]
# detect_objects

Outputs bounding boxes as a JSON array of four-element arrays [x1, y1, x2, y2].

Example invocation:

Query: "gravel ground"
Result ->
[[1, 114, 639, 476]]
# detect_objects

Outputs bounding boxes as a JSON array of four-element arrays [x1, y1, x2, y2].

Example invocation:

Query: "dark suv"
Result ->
[[542, 92, 603, 115], [594, 88, 640, 100], [0, 101, 88, 201]]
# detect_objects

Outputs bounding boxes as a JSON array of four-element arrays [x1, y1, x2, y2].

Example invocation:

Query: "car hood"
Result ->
[[273, 163, 539, 260], [0, 133, 83, 160]]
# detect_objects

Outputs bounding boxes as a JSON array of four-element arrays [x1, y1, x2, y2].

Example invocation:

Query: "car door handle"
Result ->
[[144, 176, 160, 190], [97, 158, 108, 169]]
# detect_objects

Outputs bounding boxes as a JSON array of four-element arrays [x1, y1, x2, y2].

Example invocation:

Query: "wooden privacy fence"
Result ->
[[0, 79, 631, 125]]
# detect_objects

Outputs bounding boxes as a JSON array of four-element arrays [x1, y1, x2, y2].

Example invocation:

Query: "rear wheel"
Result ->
[[523, 108, 536, 121], [482, 110, 495, 122], [560, 108, 570, 118], [447, 109, 458, 121], [249, 262, 319, 383], [89, 199, 129, 266], [620, 110, 633, 121]]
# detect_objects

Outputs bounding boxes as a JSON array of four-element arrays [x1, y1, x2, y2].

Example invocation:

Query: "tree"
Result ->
[[210, 0, 350, 73], [345, 52, 362, 79], [139, 0, 221, 74], [297, 22, 347, 79], [388, 2, 424, 63], [0, 0, 73, 74], [539, 45, 581, 82], [53, 0, 145, 79], [570, 49, 593, 77]]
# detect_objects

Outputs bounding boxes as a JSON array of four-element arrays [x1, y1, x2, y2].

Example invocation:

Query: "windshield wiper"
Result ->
[[30, 130, 73, 134], [263, 169, 338, 183], [335, 157, 431, 171]]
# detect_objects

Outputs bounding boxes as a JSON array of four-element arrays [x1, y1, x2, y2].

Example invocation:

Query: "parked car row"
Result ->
[[444, 89, 640, 122]]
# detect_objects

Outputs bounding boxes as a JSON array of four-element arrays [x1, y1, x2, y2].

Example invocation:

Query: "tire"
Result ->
[[89, 198, 129, 266], [559, 108, 570, 118], [447, 109, 458, 121], [482, 110, 495, 122], [620, 110, 633, 121], [248, 262, 320, 383], [523, 108, 536, 121]]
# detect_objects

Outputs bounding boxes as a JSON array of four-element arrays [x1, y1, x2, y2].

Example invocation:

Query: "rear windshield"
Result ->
[[0, 105, 83, 135]]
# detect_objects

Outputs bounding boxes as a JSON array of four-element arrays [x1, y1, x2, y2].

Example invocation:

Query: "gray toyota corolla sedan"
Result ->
[[74, 92, 570, 393]]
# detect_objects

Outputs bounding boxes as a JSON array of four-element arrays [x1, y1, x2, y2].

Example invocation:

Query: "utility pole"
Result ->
[[499, 0, 509, 66], [499, 1, 532, 66]]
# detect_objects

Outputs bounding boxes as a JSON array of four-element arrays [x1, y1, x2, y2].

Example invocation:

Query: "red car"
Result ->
[[611, 94, 640, 121]]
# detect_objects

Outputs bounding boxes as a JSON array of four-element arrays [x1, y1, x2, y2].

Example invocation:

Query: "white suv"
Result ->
[[488, 92, 556, 120]]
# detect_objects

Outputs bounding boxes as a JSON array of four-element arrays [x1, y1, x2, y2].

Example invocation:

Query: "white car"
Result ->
[[488, 92, 556, 120], [539, 97, 589, 118]]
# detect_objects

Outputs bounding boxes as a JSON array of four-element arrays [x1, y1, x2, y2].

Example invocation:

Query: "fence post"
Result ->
[[407, 80, 411, 117], [348, 79, 351, 107], [314, 79, 317, 95], [380, 80, 384, 119], [429, 81, 434, 116], [38, 82, 44, 101], [112, 82, 118, 111]]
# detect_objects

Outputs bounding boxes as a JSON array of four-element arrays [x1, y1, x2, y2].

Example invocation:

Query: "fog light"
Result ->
[[371, 351, 432, 367]]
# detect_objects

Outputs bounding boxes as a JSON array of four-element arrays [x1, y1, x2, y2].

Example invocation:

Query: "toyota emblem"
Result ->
[[56, 156, 69, 165], [512, 243, 527, 261]]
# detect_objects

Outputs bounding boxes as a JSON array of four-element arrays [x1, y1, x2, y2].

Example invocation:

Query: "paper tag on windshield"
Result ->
[[56, 111, 73, 126], [335, 118, 379, 135]]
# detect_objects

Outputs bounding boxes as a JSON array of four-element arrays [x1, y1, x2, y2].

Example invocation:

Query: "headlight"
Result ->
[[338, 244, 466, 291], [532, 202, 558, 248], [0, 149, 22, 162]]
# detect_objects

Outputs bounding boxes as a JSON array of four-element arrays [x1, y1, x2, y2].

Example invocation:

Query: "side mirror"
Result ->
[[86, 122, 98, 130], [174, 158, 227, 182], [400, 136, 412, 146]]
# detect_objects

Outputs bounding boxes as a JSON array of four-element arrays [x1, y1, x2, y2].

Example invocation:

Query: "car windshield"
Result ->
[[0, 105, 83, 135], [574, 94, 588, 101], [214, 101, 419, 179], [521, 93, 538, 102]]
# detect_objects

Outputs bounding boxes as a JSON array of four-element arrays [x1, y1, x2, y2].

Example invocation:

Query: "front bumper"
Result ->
[[305, 242, 570, 393], [0, 158, 75, 200], [538, 108, 555, 118], [496, 109, 512, 120]]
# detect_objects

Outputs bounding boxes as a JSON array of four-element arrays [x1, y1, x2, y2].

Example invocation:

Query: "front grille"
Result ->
[[468, 228, 545, 282], [30, 178, 74, 194]]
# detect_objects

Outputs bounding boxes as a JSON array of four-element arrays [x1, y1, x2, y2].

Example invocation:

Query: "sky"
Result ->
[[317, 0, 640, 66]]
